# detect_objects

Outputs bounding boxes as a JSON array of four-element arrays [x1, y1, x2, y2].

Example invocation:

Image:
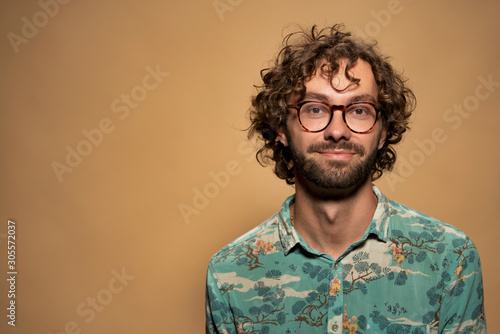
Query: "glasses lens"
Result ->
[[299, 102, 331, 131], [345, 103, 377, 132]]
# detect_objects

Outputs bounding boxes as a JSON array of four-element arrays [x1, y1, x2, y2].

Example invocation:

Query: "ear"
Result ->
[[377, 127, 387, 150], [277, 125, 289, 146]]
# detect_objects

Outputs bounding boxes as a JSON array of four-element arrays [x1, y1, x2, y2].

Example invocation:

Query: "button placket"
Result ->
[[327, 261, 343, 334]]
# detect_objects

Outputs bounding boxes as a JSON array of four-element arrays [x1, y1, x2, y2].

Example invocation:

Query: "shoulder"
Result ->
[[388, 199, 468, 239], [386, 199, 480, 261], [208, 212, 281, 269]]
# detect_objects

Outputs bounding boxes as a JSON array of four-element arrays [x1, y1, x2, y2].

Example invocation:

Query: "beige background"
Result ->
[[1, 0, 499, 333]]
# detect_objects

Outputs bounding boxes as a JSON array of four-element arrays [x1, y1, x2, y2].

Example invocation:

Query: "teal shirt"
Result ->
[[206, 186, 486, 333]]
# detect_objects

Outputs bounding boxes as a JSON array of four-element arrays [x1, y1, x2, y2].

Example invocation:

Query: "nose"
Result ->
[[323, 110, 351, 142]]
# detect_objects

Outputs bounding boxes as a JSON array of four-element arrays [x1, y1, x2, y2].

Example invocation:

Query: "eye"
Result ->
[[353, 107, 368, 115], [346, 103, 375, 119], [301, 102, 329, 116]]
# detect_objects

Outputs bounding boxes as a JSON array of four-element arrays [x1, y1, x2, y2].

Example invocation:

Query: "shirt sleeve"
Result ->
[[439, 237, 486, 333], [206, 262, 236, 334]]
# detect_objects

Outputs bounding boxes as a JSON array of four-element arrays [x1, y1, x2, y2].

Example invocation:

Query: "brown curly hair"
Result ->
[[248, 24, 416, 184]]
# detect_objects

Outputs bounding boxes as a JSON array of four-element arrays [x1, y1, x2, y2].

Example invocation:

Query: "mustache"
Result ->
[[307, 141, 365, 156]]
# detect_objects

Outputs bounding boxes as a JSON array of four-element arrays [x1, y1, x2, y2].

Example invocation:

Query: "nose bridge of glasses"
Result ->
[[329, 105, 349, 127], [317, 103, 349, 130], [329, 106, 349, 128], [329, 104, 348, 113]]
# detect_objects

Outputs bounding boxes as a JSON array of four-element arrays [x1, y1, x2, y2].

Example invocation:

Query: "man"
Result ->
[[206, 25, 486, 333]]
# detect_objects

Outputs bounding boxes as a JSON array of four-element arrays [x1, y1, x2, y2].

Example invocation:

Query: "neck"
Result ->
[[291, 177, 377, 259]]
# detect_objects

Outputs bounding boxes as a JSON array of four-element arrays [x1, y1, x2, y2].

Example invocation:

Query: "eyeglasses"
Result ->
[[287, 101, 381, 133]]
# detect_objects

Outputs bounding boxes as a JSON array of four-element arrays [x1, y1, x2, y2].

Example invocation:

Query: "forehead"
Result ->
[[303, 58, 378, 102]]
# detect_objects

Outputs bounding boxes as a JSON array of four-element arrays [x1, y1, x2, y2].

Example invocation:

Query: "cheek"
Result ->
[[293, 132, 321, 151]]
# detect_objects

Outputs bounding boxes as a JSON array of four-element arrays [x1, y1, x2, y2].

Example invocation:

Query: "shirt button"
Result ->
[[332, 324, 339, 331], [334, 263, 340, 270]]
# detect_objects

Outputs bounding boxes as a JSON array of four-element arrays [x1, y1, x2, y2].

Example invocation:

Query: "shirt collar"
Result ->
[[366, 184, 391, 242], [277, 184, 392, 255], [277, 195, 300, 255]]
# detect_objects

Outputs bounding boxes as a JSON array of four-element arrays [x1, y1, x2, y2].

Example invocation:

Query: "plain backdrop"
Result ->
[[1, 0, 499, 333]]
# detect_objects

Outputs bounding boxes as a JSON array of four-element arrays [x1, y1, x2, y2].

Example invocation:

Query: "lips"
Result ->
[[307, 142, 365, 156], [318, 149, 355, 154], [316, 149, 356, 160]]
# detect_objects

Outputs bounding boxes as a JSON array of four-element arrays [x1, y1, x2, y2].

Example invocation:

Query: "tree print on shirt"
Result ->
[[387, 226, 446, 268], [343, 310, 367, 333], [212, 233, 283, 271], [290, 262, 333, 327], [423, 237, 485, 329], [342, 251, 402, 295], [207, 281, 287, 334], [235, 283, 286, 333]]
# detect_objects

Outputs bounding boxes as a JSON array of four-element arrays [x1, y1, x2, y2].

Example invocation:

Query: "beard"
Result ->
[[287, 134, 379, 190]]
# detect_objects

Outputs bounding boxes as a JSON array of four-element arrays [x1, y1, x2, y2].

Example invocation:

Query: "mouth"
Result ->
[[316, 149, 356, 160]]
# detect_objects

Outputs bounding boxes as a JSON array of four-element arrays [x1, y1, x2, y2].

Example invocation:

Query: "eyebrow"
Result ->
[[302, 92, 377, 104], [350, 94, 377, 103]]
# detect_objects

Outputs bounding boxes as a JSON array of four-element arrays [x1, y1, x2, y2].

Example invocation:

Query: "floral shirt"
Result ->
[[206, 185, 486, 333]]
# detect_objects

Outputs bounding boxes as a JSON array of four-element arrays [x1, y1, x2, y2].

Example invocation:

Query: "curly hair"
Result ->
[[247, 24, 415, 184]]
